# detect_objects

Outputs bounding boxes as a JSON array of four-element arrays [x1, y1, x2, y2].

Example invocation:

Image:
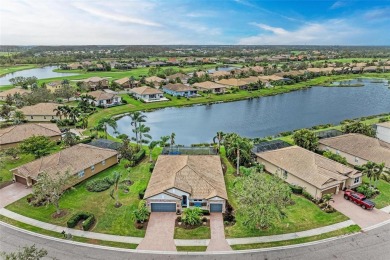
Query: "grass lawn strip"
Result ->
[[0, 64, 39, 77], [174, 226, 211, 239], [176, 246, 208, 252], [231, 225, 361, 250], [0, 215, 137, 249]]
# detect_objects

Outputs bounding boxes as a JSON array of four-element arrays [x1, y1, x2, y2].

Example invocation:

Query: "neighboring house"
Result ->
[[376, 122, 390, 143], [19, 103, 60, 122], [166, 73, 189, 83], [210, 71, 231, 80], [130, 86, 166, 102], [12, 144, 118, 188], [0, 88, 30, 100], [144, 76, 165, 87], [81, 77, 109, 90], [193, 81, 227, 93], [162, 83, 198, 97], [0, 123, 61, 150], [144, 155, 228, 213], [319, 133, 390, 171], [256, 146, 362, 200], [87, 90, 122, 107], [88, 139, 122, 151], [114, 77, 140, 88], [217, 77, 261, 89], [46, 81, 62, 92]]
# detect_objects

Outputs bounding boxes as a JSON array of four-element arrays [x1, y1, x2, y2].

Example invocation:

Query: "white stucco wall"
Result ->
[[377, 125, 390, 143]]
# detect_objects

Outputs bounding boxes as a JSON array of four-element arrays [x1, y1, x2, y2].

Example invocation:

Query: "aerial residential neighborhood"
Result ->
[[1, 0, 390, 259]]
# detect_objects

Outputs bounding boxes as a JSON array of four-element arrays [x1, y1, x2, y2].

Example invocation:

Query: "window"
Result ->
[[78, 170, 85, 178], [52, 116, 54, 119], [91, 165, 95, 171], [44, 116, 46, 119], [31, 116, 33, 119], [283, 170, 288, 178], [355, 157, 359, 163], [102, 160, 106, 166], [354, 177, 360, 184]]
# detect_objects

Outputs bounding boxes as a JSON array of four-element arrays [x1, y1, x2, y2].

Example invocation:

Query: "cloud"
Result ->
[[238, 20, 362, 45], [330, 1, 347, 10], [233, 0, 256, 8], [364, 7, 390, 21]]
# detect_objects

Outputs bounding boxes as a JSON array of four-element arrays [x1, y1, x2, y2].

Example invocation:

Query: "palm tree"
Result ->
[[53, 107, 63, 120], [79, 114, 89, 129], [226, 134, 252, 175], [148, 141, 159, 162], [110, 172, 121, 208], [12, 110, 25, 124], [97, 117, 117, 139], [213, 131, 224, 152], [322, 194, 334, 209], [68, 107, 80, 124], [138, 124, 152, 146], [361, 161, 385, 188], [130, 112, 147, 147], [159, 135, 170, 148], [170, 132, 176, 150]]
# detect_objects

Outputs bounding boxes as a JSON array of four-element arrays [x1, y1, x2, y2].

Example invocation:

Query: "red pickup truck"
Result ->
[[344, 190, 375, 210]]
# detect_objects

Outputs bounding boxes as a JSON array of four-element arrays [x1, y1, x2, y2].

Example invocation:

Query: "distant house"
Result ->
[[88, 139, 122, 151], [144, 155, 228, 213], [46, 81, 62, 92], [193, 81, 227, 93], [0, 88, 30, 101], [86, 90, 121, 107], [144, 76, 165, 87], [67, 63, 83, 70], [376, 121, 390, 143], [162, 83, 198, 97], [0, 123, 61, 150], [81, 77, 109, 90], [130, 86, 166, 102], [114, 77, 140, 88], [12, 144, 119, 188], [217, 78, 255, 89], [256, 146, 362, 200], [210, 71, 231, 80], [319, 133, 390, 171], [166, 73, 189, 83], [19, 103, 60, 122]]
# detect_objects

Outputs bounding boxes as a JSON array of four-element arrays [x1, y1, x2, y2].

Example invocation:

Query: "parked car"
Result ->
[[344, 190, 375, 210]]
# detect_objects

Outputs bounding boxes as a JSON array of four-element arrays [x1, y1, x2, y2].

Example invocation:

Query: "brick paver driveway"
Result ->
[[331, 192, 390, 229], [137, 212, 177, 251], [0, 183, 31, 208], [206, 213, 232, 251]]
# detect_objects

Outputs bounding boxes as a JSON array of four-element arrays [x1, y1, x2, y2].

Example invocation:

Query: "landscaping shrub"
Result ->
[[67, 212, 95, 230], [82, 214, 96, 231], [356, 183, 378, 198], [379, 117, 390, 123], [201, 209, 210, 216], [289, 184, 303, 194], [149, 163, 155, 173], [86, 176, 114, 192], [138, 189, 146, 199], [182, 208, 203, 226], [302, 190, 315, 201], [322, 150, 348, 165], [129, 149, 145, 166]]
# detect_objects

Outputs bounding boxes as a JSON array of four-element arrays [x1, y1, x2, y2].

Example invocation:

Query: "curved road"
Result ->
[[1, 223, 390, 260]]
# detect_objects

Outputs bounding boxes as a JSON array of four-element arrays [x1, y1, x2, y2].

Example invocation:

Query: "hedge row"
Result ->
[[289, 184, 303, 194], [86, 176, 114, 192], [67, 212, 95, 231]]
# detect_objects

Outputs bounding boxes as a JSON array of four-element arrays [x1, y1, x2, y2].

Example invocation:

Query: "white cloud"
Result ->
[[330, 1, 347, 10], [238, 20, 362, 45]]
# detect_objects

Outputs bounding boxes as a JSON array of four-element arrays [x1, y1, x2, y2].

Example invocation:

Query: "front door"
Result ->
[[182, 195, 187, 207]]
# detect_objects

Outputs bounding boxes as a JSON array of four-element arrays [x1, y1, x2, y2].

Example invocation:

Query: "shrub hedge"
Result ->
[[130, 149, 145, 166], [289, 184, 303, 194], [86, 176, 114, 192], [67, 212, 95, 230]]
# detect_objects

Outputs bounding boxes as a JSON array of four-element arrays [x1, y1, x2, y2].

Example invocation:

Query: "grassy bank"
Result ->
[[0, 64, 39, 77], [174, 226, 211, 239], [176, 246, 207, 252]]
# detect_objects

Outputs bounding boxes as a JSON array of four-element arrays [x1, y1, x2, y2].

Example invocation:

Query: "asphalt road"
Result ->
[[1, 223, 390, 260]]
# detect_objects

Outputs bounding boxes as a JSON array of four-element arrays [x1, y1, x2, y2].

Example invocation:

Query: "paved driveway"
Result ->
[[206, 213, 232, 251], [331, 192, 390, 229], [0, 183, 31, 208], [137, 212, 177, 251]]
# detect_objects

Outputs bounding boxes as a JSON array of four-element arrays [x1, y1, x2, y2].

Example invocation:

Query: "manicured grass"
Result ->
[[174, 226, 211, 239], [363, 177, 390, 209], [176, 246, 207, 252], [0, 215, 137, 249], [231, 225, 361, 250], [6, 159, 152, 237], [0, 64, 39, 77], [220, 147, 348, 238]]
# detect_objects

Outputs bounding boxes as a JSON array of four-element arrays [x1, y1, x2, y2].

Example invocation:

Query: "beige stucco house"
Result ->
[[19, 103, 60, 122], [256, 146, 362, 200], [144, 155, 228, 213], [193, 81, 227, 93], [130, 86, 166, 102], [0, 88, 30, 100]]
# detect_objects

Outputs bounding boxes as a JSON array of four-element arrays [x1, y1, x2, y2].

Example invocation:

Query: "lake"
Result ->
[[110, 79, 390, 145], [0, 66, 79, 86]]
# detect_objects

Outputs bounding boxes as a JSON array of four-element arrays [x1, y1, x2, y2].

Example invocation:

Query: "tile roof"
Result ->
[[193, 81, 227, 90], [83, 77, 107, 83], [0, 123, 61, 145], [376, 121, 390, 129], [130, 86, 163, 95], [319, 134, 390, 167], [14, 144, 118, 180], [145, 76, 165, 83], [87, 90, 118, 101], [144, 155, 228, 200], [19, 103, 59, 116], [0, 88, 30, 98], [257, 146, 358, 189], [163, 83, 196, 92]]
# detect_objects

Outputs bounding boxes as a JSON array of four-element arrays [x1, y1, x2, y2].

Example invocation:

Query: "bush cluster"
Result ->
[[129, 149, 146, 167], [86, 176, 114, 192], [356, 183, 379, 198], [302, 190, 314, 201], [289, 184, 303, 194], [67, 212, 95, 230]]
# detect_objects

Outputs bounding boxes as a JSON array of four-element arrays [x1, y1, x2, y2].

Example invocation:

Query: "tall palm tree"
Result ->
[[138, 124, 152, 146], [98, 117, 117, 139], [53, 107, 63, 120], [12, 110, 25, 125], [213, 131, 224, 152], [159, 135, 170, 148], [130, 112, 147, 147], [226, 134, 252, 175], [361, 161, 385, 188], [110, 172, 121, 208], [170, 132, 176, 150], [68, 107, 80, 124], [148, 141, 159, 162]]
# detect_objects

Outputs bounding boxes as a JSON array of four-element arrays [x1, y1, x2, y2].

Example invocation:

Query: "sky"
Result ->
[[1, 0, 390, 45]]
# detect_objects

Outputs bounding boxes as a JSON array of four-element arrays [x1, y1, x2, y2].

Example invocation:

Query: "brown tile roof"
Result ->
[[130, 86, 163, 95], [87, 90, 118, 101], [145, 155, 228, 200], [319, 134, 390, 167], [19, 103, 60, 116], [163, 83, 196, 92], [166, 73, 188, 80], [114, 77, 129, 85], [14, 144, 118, 180], [377, 121, 390, 129], [211, 71, 231, 77], [257, 146, 358, 189], [83, 77, 107, 83], [145, 76, 165, 83], [258, 75, 285, 81], [192, 81, 227, 90], [217, 78, 249, 87], [0, 123, 61, 146], [0, 88, 30, 98]]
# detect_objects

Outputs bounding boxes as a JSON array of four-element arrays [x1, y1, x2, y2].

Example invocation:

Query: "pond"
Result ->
[[110, 79, 390, 145], [0, 66, 79, 86]]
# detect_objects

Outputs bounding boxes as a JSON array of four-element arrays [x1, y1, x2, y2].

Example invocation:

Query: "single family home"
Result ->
[[81, 77, 109, 90], [0, 88, 30, 100], [162, 83, 198, 97], [144, 76, 165, 87], [19, 103, 60, 122], [114, 77, 140, 89], [130, 86, 165, 102], [193, 81, 227, 94], [86, 90, 122, 107]]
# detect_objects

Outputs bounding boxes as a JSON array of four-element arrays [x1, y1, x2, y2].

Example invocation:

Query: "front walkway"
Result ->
[[206, 213, 232, 251], [0, 183, 31, 208], [331, 192, 390, 229], [136, 212, 177, 251]]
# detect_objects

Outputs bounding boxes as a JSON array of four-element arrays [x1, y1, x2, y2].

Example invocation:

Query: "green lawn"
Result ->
[[231, 225, 361, 250], [362, 177, 390, 209], [0, 64, 39, 77], [176, 246, 207, 252], [221, 147, 348, 238], [6, 159, 152, 237], [174, 226, 211, 239]]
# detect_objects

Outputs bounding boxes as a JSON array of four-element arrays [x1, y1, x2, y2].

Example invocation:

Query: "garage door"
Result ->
[[14, 175, 27, 185], [210, 203, 223, 213], [322, 186, 337, 195], [151, 203, 176, 212]]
